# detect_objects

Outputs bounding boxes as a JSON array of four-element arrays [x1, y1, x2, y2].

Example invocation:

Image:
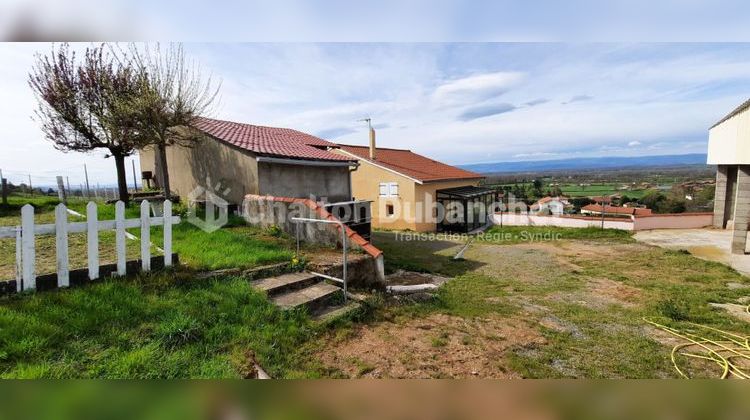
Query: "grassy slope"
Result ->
[[0, 196, 308, 378], [0, 272, 313, 378]]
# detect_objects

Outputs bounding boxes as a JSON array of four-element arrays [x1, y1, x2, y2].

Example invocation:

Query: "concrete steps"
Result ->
[[251, 272, 319, 296], [253, 271, 344, 313], [312, 300, 362, 323]]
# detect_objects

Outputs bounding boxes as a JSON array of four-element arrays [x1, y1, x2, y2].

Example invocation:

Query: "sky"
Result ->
[[1, 42, 749, 186]]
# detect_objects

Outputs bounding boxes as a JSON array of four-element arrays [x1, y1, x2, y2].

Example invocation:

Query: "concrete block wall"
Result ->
[[732, 165, 750, 254], [242, 194, 385, 284], [713, 165, 728, 228]]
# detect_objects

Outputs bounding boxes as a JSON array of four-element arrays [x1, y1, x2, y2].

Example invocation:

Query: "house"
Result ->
[[580, 204, 652, 217], [707, 98, 750, 253], [530, 196, 570, 215], [331, 130, 493, 232], [138, 117, 358, 207]]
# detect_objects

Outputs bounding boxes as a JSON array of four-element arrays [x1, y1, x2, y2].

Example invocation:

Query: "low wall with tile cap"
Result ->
[[632, 213, 713, 230], [242, 194, 385, 286], [493, 213, 635, 230], [493, 212, 714, 231]]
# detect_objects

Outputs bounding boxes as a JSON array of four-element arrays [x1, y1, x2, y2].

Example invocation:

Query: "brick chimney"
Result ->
[[369, 127, 376, 160]]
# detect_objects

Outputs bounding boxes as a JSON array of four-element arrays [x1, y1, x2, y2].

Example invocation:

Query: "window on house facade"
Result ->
[[386, 204, 395, 217], [379, 182, 399, 197]]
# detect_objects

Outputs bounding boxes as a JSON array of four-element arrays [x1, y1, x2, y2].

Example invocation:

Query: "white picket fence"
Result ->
[[0, 200, 180, 293]]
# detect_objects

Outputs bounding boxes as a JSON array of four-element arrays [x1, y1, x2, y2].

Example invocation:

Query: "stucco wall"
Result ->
[[632, 213, 713, 230], [493, 213, 634, 230], [257, 162, 351, 203], [708, 106, 750, 164], [334, 149, 482, 232], [139, 135, 260, 205], [139, 135, 353, 206], [340, 155, 418, 231]]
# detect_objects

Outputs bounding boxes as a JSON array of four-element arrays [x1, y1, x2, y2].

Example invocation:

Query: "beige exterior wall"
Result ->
[[708, 106, 750, 164], [337, 150, 481, 232], [139, 135, 260, 205]]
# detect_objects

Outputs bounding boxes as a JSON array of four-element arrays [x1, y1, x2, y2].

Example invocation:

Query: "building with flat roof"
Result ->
[[707, 98, 750, 254]]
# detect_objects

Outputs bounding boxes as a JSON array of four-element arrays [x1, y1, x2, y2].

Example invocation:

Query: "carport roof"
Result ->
[[193, 117, 354, 162]]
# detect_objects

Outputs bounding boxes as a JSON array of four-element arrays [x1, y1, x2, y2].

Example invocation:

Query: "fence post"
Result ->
[[15, 228, 21, 292], [87, 202, 99, 280], [141, 200, 151, 271], [115, 201, 126, 276], [21, 204, 35, 290], [55, 204, 69, 287], [56, 176, 67, 205], [163, 200, 173, 267]]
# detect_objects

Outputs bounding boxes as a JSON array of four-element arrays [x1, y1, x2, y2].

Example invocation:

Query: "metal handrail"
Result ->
[[291, 217, 347, 302]]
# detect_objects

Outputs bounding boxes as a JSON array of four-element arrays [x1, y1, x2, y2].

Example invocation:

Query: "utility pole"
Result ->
[[84, 164, 91, 198], [28, 174, 33, 197], [131, 159, 138, 192], [1, 177, 8, 207]]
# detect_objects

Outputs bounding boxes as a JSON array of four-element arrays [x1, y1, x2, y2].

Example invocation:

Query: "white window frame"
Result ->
[[379, 182, 399, 197]]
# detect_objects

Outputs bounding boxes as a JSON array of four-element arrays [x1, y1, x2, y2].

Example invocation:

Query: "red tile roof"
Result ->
[[336, 145, 484, 183], [192, 117, 353, 162], [582, 204, 652, 216]]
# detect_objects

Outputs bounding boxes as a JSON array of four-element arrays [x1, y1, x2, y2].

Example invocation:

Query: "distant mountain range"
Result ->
[[459, 153, 709, 174]]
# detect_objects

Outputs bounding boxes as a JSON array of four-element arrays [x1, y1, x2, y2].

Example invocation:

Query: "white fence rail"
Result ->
[[0, 200, 180, 293]]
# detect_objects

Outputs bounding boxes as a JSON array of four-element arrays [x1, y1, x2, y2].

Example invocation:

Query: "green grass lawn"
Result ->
[[0, 271, 315, 378], [480, 225, 635, 245], [0, 195, 318, 378]]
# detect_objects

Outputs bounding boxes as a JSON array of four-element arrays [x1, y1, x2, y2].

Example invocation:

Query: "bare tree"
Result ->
[[29, 43, 151, 203], [130, 43, 221, 200]]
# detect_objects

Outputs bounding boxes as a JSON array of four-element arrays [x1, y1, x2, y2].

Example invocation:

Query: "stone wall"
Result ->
[[242, 194, 385, 284], [714, 165, 729, 228], [307, 254, 385, 291]]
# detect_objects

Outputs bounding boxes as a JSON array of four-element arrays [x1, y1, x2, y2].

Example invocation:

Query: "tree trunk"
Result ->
[[113, 153, 129, 204], [155, 143, 171, 200]]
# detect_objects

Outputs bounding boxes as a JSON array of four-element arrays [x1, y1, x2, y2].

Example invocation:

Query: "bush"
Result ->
[[655, 298, 690, 321], [266, 224, 283, 237]]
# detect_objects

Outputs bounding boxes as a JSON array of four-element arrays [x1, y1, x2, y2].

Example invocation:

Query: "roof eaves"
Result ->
[[711, 98, 750, 129]]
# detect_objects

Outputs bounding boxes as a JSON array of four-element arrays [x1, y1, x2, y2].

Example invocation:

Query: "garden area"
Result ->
[[305, 228, 750, 378]]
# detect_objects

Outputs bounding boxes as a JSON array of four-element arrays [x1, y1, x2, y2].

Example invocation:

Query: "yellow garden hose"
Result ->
[[645, 313, 750, 379]]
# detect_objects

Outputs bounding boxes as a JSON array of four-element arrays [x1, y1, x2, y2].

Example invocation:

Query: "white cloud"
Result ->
[[432, 71, 524, 106], [2, 43, 748, 183]]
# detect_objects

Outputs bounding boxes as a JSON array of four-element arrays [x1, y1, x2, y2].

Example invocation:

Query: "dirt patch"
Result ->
[[586, 278, 642, 308], [467, 243, 566, 283], [315, 313, 545, 378], [546, 278, 643, 310]]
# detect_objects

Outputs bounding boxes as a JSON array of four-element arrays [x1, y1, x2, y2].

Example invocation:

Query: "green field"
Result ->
[[488, 182, 655, 199]]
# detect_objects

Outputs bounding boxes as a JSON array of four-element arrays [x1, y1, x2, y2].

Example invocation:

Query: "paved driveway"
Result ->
[[634, 228, 750, 277]]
